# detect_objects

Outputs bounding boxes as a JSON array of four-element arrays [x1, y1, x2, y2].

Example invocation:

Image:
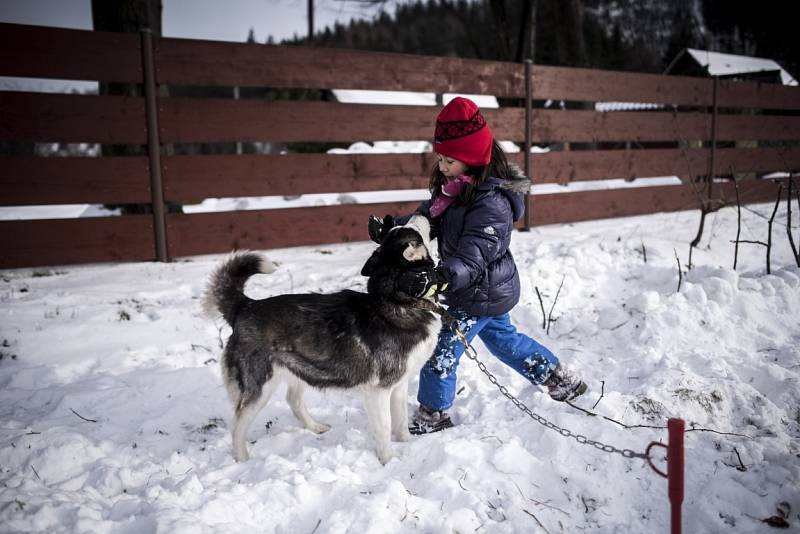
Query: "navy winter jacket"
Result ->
[[404, 167, 530, 317]]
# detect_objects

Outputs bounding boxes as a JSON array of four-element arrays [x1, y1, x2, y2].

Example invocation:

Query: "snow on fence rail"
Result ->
[[1, 22, 799, 268]]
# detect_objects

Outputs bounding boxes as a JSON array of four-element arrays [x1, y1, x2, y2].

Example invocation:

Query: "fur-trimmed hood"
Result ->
[[499, 163, 532, 194], [475, 163, 530, 222]]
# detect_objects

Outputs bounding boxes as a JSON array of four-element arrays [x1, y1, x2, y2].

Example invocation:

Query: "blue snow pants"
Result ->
[[418, 308, 560, 411]]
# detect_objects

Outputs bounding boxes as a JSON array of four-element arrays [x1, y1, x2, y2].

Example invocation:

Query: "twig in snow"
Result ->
[[591, 381, 605, 410], [514, 483, 570, 516], [400, 502, 419, 523], [457, 469, 469, 491], [534, 286, 546, 330], [732, 447, 747, 471], [674, 249, 683, 292], [70, 408, 97, 423], [310, 519, 322, 534], [546, 275, 565, 335], [684, 426, 752, 439], [743, 512, 791, 528], [522, 509, 552, 534], [581, 496, 591, 514], [30, 465, 41, 481], [565, 402, 751, 438], [640, 239, 647, 263]]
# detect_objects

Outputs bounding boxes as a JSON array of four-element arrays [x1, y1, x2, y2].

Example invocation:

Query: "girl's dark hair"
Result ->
[[428, 140, 510, 206]]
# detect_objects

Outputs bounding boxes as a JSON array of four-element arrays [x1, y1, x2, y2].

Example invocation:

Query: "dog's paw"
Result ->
[[377, 449, 396, 465], [233, 451, 250, 462], [393, 429, 413, 442], [307, 422, 331, 434]]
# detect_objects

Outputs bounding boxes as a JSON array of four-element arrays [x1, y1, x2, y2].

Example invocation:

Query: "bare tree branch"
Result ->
[[546, 275, 565, 335], [591, 380, 605, 410], [535, 286, 546, 330], [733, 239, 768, 246], [766, 182, 783, 274], [733, 176, 742, 270], [786, 175, 800, 267]]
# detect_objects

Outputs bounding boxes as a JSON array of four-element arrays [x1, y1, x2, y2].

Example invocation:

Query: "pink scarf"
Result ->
[[429, 175, 474, 218]]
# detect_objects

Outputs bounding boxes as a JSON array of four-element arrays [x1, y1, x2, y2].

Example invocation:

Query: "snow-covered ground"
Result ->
[[1, 202, 799, 533]]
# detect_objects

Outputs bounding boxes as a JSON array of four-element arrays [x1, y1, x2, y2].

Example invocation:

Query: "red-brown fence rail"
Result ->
[[1, 22, 799, 268]]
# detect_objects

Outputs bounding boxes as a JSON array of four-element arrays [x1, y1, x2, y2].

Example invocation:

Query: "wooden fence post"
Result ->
[[524, 58, 533, 230], [140, 28, 169, 262], [708, 76, 719, 194]]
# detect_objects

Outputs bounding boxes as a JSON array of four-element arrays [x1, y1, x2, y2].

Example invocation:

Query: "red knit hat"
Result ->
[[434, 97, 493, 167]]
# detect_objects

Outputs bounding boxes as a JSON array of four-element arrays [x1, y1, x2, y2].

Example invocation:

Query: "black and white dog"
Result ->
[[204, 216, 441, 464]]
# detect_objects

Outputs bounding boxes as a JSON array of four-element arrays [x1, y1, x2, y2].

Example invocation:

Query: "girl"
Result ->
[[368, 97, 586, 434]]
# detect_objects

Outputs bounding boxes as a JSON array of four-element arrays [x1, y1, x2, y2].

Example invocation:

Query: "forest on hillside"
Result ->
[[288, 0, 798, 78]]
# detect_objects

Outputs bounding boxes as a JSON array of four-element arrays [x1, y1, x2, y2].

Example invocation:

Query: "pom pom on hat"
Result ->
[[434, 97, 493, 167]]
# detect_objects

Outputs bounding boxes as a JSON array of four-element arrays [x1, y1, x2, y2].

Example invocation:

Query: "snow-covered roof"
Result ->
[[685, 48, 798, 86], [331, 90, 499, 108]]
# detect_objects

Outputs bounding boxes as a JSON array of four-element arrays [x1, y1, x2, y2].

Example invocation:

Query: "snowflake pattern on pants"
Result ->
[[417, 308, 560, 411]]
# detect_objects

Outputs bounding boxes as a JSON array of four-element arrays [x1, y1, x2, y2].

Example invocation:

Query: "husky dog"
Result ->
[[204, 216, 441, 465]]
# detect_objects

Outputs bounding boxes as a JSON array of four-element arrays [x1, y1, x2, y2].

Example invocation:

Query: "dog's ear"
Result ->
[[360, 248, 381, 277]]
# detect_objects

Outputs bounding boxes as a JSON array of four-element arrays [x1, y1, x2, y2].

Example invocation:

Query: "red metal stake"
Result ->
[[667, 418, 685, 534], [645, 418, 686, 534]]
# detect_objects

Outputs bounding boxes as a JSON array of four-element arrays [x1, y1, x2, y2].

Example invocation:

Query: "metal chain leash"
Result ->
[[443, 311, 649, 460]]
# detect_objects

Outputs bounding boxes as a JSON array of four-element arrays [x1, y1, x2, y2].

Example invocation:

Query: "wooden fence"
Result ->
[[1, 22, 799, 268]]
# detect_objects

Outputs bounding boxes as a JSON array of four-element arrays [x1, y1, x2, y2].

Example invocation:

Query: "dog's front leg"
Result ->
[[390, 379, 412, 442], [362, 388, 394, 465]]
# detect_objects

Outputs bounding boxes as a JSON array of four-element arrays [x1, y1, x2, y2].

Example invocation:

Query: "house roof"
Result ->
[[671, 48, 797, 86]]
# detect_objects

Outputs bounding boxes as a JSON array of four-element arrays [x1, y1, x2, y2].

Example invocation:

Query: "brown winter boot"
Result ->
[[408, 405, 454, 435], [544, 364, 588, 402]]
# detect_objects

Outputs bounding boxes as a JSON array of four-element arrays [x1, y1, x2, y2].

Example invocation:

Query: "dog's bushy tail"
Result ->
[[203, 251, 276, 325]]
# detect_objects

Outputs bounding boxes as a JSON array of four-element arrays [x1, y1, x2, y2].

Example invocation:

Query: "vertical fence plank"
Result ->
[[523, 59, 533, 230], [140, 29, 169, 262]]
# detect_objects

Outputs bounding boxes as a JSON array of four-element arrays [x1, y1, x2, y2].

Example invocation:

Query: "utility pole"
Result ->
[[308, 0, 314, 43], [529, 0, 537, 62]]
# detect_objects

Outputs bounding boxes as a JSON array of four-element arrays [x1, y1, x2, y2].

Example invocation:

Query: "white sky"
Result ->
[[0, 0, 403, 91], [0, 0, 398, 43]]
